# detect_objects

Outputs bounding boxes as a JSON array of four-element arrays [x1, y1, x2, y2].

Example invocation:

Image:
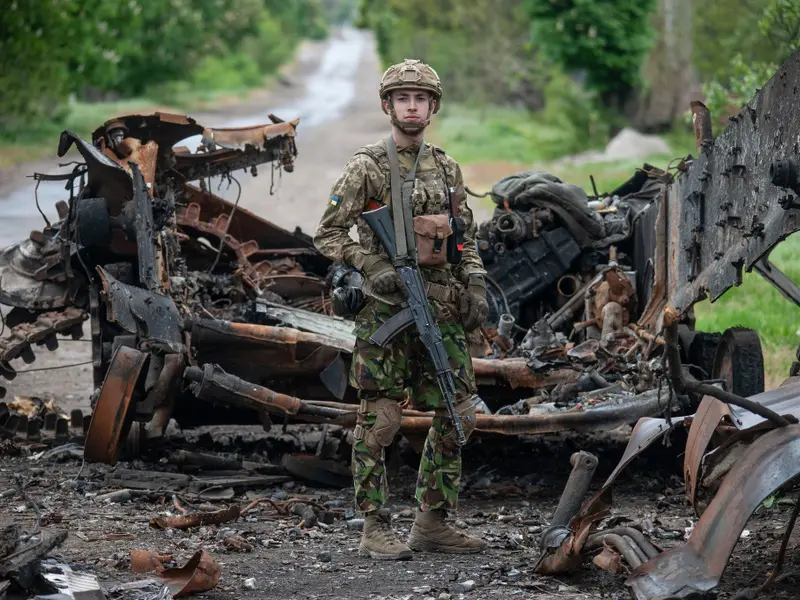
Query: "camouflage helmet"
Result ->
[[379, 59, 442, 113]]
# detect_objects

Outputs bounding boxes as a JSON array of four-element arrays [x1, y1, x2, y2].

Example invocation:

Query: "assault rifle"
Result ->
[[362, 203, 467, 446]]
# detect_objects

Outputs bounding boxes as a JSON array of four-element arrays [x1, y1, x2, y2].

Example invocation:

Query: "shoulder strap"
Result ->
[[386, 134, 424, 264]]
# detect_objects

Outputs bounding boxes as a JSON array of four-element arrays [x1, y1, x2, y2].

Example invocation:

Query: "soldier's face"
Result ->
[[387, 90, 433, 122]]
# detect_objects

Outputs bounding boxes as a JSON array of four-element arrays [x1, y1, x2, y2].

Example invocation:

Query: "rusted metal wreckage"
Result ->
[[528, 50, 800, 599], [0, 111, 696, 453], [1, 51, 800, 465]]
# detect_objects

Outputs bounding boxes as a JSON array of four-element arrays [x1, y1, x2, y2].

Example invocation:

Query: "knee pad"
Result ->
[[355, 397, 402, 452]]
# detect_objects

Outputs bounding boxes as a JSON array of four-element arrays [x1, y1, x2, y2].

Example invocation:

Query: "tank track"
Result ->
[[0, 306, 89, 398]]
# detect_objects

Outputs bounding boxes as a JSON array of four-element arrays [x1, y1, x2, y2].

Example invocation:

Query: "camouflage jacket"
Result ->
[[313, 136, 486, 306]]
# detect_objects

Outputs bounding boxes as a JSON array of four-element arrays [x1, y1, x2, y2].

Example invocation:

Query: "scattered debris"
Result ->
[[127, 549, 220, 598], [149, 505, 242, 531]]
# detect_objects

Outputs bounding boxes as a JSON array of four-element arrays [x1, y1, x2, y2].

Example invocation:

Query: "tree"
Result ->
[[523, 0, 658, 109]]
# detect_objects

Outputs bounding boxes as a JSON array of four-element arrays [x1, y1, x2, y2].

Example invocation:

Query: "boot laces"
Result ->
[[372, 512, 403, 546]]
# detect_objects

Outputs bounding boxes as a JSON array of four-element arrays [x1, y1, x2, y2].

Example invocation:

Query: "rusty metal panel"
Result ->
[[200, 120, 299, 151], [683, 395, 731, 510], [683, 377, 800, 509], [179, 185, 316, 251], [84, 345, 148, 465], [727, 376, 800, 428], [660, 51, 800, 318], [627, 424, 800, 600]]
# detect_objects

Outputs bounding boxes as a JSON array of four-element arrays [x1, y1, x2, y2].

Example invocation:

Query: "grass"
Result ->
[[430, 104, 799, 389], [430, 104, 607, 165]]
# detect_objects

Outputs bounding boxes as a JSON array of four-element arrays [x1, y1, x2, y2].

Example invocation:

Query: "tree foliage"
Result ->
[[0, 0, 332, 135], [697, 0, 799, 125], [522, 0, 658, 106]]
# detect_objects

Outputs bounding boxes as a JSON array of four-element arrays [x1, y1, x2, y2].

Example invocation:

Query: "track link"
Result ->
[[0, 307, 89, 398]]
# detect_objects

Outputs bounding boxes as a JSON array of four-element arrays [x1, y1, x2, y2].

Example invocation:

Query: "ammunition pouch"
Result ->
[[354, 397, 402, 453], [435, 396, 478, 449], [413, 214, 452, 266]]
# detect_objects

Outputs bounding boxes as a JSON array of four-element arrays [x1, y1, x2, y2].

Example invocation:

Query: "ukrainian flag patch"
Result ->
[[329, 195, 341, 207]]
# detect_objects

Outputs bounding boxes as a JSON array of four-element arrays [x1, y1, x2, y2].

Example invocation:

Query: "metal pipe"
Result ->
[[550, 451, 599, 527], [624, 534, 649, 564], [586, 533, 642, 568], [471, 359, 578, 390], [557, 275, 581, 300], [184, 364, 345, 419], [591, 526, 660, 559], [191, 318, 353, 352], [183, 364, 675, 436], [497, 313, 515, 339]]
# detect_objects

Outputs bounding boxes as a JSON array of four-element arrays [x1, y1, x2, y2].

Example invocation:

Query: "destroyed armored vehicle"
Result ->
[[2, 50, 800, 468]]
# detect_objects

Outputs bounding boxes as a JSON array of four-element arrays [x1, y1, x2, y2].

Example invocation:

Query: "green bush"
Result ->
[[1, 0, 333, 137], [541, 69, 610, 152], [242, 15, 296, 74], [523, 0, 658, 106], [191, 53, 264, 91], [695, 0, 799, 127]]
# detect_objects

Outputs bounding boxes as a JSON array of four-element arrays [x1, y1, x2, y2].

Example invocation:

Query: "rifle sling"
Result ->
[[387, 134, 424, 265]]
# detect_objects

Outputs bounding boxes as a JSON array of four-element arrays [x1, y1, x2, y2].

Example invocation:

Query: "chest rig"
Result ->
[[360, 135, 465, 267]]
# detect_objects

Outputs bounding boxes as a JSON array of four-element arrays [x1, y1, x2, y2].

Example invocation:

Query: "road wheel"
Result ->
[[711, 327, 765, 397]]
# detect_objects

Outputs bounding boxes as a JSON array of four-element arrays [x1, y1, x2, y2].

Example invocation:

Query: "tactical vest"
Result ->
[[353, 139, 465, 304]]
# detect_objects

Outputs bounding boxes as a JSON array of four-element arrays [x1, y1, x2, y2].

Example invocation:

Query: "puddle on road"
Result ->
[[0, 28, 367, 247]]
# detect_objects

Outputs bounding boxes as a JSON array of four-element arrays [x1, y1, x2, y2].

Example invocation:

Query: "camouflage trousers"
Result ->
[[349, 298, 477, 514]]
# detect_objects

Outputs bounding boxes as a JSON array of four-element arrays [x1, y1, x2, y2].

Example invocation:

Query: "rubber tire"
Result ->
[[711, 327, 765, 397], [686, 331, 723, 380]]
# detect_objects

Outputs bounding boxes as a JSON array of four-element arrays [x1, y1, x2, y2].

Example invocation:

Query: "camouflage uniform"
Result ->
[[314, 136, 486, 514]]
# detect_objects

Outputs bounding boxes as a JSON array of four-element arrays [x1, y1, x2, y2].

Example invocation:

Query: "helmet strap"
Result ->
[[386, 97, 433, 136]]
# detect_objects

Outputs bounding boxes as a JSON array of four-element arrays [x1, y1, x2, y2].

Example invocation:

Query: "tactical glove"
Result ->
[[460, 275, 488, 332], [362, 255, 402, 295]]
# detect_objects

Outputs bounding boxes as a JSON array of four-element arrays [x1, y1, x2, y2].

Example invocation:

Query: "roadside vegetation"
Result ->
[[0, 0, 357, 167], [359, 0, 800, 387]]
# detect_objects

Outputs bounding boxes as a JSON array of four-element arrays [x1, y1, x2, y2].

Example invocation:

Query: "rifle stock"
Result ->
[[361, 205, 396, 259], [361, 204, 467, 446]]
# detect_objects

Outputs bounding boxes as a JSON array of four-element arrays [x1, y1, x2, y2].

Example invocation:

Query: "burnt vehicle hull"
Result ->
[[2, 52, 800, 472]]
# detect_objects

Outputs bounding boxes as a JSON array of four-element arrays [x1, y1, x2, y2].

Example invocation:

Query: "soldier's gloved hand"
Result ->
[[362, 255, 402, 294], [460, 275, 488, 331]]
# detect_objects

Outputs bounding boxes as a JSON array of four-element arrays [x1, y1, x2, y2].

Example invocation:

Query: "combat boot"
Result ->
[[358, 510, 413, 560], [408, 509, 487, 554]]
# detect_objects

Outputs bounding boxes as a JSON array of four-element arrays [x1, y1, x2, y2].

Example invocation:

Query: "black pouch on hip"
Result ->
[[447, 215, 465, 264]]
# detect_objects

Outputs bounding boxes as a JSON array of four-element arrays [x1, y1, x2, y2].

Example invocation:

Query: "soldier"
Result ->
[[313, 59, 489, 560]]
